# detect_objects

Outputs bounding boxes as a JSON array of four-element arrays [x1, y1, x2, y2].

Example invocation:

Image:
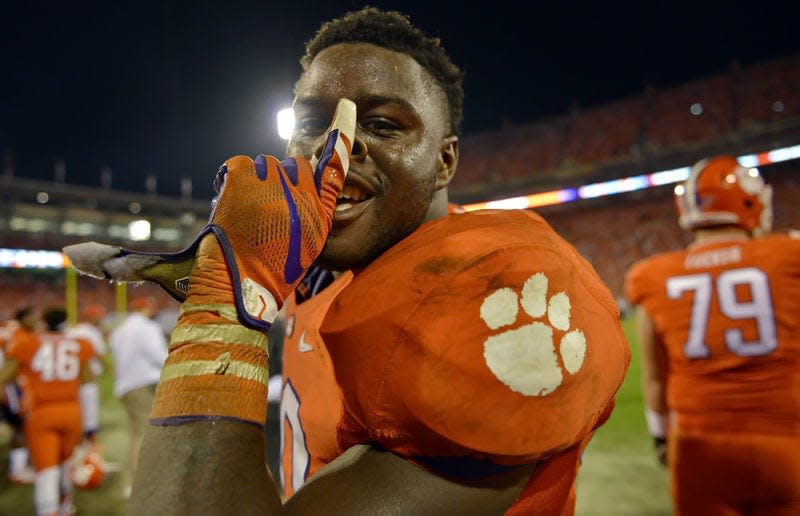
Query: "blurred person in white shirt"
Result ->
[[108, 296, 167, 498]]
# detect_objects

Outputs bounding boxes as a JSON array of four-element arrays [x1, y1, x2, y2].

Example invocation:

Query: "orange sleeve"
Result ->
[[624, 256, 659, 307], [324, 211, 631, 468], [6, 331, 36, 363]]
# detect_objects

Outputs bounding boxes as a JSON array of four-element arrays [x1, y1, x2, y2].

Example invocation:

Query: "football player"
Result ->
[[625, 155, 800, 515], [0, 310, 35, 485], [0, 307, 97, 516], [64, 7, 630, 514]]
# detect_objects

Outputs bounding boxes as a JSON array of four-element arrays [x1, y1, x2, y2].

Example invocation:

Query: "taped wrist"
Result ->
[[148, 230, 273, 427], [149, 302, 270, 428]]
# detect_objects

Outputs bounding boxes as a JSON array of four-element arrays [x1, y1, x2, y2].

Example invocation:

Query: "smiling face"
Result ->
[[288, 43, 458, 271]]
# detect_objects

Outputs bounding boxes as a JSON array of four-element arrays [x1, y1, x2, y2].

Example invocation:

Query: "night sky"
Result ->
[[2, 1, 799, 198]]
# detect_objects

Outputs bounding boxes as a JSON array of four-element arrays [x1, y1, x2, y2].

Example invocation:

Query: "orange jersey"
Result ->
[[668, 431, 800, 515], [6, 329, 95, 413], [625, 234, 800, 434], [280, 271, 352, 498], [315, 209, 629, 513]]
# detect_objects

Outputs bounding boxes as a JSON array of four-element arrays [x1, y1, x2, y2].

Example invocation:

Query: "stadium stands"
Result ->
[[453, 53, 800, 196], [1, 53, 798, 319]]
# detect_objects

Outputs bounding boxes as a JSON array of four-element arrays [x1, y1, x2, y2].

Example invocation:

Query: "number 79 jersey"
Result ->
[[624, 233, 800, 431]]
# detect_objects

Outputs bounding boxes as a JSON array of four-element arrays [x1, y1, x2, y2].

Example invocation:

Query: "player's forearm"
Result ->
[[285, 445, 534, 515], [635, 306, 668, 413], [134, 274, 274, 511], [642, 379, 667, 414], [130, 421, 283, 515], [641, 353, 669, 420], [62, 99, 355, 514]]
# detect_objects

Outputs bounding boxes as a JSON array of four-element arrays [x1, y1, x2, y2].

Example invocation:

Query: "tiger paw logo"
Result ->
[[480, 272, 586, 396]]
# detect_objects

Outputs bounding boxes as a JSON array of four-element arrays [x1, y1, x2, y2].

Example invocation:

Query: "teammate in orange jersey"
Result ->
[[0, 307, 97, 516], [625, 155, 800, 515], [1, 309, 36, 484], [64, 7, 629, 514]]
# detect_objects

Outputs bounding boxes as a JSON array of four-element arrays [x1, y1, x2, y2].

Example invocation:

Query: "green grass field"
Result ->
[[0, 317, 672, 515], [575, 316, 672, 515]]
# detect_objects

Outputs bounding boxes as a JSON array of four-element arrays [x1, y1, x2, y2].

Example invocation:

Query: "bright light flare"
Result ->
[[650, 167, 690, 186], [129, 219, 151, 241], [277, 108, 295, 141]]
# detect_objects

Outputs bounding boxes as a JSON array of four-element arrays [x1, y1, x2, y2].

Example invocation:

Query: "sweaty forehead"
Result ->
[[295, 43, 446, 120]]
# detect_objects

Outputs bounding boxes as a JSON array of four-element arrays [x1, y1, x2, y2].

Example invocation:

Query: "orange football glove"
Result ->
[[65, 98, 355, 426], [196, 98, 355, 330]]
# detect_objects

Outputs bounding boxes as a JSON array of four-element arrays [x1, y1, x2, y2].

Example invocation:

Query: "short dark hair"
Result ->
[[14, 306, 33, 323], [300, 6, 464, 137], [42, 306, 67, 332]]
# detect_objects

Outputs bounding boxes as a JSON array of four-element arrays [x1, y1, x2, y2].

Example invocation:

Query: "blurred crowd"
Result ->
[[453, 54, 800, 190]]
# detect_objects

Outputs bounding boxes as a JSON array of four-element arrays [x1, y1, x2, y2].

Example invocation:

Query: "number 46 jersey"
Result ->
[[625, 233, 800, 433], [7, 329, 96, 412]]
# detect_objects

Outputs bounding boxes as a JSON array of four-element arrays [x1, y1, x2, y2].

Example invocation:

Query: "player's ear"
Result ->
[[435, 135, 458, 190]]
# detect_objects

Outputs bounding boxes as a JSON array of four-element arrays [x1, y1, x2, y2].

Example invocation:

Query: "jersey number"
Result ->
[[31, 338, 81, 381], [279, 381, 309, 494], [666, 267, 777, 359]]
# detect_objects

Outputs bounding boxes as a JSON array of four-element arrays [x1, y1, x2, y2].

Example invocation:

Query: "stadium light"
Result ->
[[129, 219, 151, 241], [649, 167, 690, 186], [277, 107, 295, 141], [0, 248, 67, 269], [463, 143, 800, 212]]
